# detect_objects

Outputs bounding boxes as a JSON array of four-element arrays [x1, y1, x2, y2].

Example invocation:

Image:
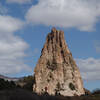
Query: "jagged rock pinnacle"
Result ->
[[33, 28, 85, 96]]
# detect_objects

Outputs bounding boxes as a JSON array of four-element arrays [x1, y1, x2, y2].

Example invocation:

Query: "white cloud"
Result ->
[[0, 15, 24, 33], [76, 58, 100, 80], [26, 0, 100, 31], [6, 0, 32, 4], [0, 15, 32, 76]]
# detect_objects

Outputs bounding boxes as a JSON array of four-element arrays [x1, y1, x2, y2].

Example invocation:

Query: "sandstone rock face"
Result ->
[[33, 28, 85, 96]]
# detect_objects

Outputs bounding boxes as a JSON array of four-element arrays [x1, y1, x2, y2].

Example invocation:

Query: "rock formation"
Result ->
[[33, 28, 85, 96]]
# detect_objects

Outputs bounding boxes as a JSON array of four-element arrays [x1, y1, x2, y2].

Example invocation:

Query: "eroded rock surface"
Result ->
[[33, 28, 85, 96]]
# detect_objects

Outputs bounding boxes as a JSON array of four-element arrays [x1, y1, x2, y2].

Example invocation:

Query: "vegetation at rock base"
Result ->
[[18, 75, 35, 91], [92, 89, 100, 95], [0, 75, 35, 91], [69, 83, 76, 91], [0, 89, 100, 100], [0, 78, 16, 90], [0, 76, 100, 100]]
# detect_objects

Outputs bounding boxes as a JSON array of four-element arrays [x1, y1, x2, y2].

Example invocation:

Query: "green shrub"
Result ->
[[0, 78, 16, 90], [92, 89, 100, 95], [69, 83, 75, 91]]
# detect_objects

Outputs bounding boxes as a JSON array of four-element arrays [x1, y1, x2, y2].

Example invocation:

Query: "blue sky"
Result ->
[[0, 0, 100, 91]]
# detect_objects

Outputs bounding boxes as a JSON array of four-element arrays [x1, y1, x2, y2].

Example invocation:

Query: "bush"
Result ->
[[18, 75, 35, 91], [92, 89, 100, 95], [0, 78, 16, 90], [69, 83, 75, 91]]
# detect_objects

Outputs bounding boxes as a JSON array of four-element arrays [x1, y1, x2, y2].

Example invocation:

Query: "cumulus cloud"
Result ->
[[6, 0, 32, 4], [0, 15, 32, 76], [76, 58, 100, 80], [0, 15, 24, 33], [26, 0, 100, 31]]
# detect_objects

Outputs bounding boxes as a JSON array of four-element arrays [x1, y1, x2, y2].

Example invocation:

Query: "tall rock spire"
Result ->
[[33, 28, 85, 96]]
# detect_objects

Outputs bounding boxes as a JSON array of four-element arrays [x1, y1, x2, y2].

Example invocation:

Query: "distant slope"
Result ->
[[0, 74, 21, 82]]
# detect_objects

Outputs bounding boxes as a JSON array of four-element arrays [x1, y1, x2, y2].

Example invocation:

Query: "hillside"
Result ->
[[0, 75, 20, 82]]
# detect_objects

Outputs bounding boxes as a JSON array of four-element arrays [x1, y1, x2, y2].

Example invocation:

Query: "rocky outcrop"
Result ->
[[33, 28, 85, 96]]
